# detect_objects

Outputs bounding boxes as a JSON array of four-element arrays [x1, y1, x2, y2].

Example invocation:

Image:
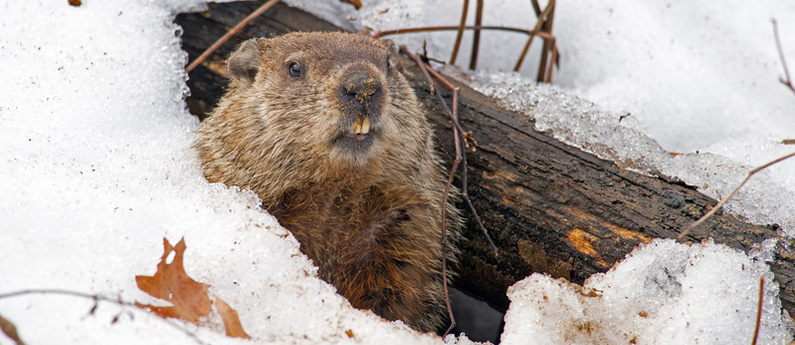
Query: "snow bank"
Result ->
[[552, 0, 795, 152], [502, 239, 791, 345], [0, 1, 441, 344], [464, 75, 795, 232]]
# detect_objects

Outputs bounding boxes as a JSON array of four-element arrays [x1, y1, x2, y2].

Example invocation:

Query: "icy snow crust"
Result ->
[[466, 72, 795, 232], [1, 0, 794, 344], [0, 1, 437, 344], [502, 239, 791, 345]]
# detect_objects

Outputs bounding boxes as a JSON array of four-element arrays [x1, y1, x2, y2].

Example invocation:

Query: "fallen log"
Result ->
[[176, 0, 795, 326]]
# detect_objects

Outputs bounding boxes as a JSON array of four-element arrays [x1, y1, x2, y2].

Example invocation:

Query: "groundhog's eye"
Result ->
[[288, 62, 301, 78], [386, 59, 392, 73]]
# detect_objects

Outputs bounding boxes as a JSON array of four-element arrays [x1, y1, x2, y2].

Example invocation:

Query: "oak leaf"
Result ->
[[135, 238, 252, 338], [135, 238, 212, 325], [0, 313, 26, 345], [216, 298, 251, 339]]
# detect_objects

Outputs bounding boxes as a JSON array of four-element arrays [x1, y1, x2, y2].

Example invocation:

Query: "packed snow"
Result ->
[[501, 239, 790, 344], [462, 75, 795, 232], [1, 0, 794, 344], [0, 1, 439, 344]]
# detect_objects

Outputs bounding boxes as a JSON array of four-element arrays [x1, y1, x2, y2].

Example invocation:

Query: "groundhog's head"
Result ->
[[222, 32, 426, 170]]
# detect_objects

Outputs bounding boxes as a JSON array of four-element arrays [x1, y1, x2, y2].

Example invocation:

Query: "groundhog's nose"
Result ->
[[338, 70, 383, 114]]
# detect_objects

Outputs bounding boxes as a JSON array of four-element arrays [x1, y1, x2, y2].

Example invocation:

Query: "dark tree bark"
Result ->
[[410, 74, 794, 314], [175, 1, 795, 321]]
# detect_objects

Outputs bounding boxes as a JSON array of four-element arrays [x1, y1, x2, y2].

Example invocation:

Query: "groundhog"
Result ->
[[194, 32, 461, 333]]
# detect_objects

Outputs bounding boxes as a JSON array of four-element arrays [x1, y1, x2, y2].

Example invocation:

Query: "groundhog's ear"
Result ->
[[382, 39, 397, 54], [227, 39, 262, 85], [381, 39, 404, 72]]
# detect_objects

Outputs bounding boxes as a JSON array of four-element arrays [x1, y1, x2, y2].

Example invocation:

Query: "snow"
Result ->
[[463, 77, 795, 231], [0, 1, 439, 344], [1, 0, 794, 344], [501, 239, 791, 345]]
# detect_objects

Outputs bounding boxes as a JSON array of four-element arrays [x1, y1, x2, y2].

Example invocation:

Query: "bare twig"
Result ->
[[752, 276, 765, 345], [679, 21, 795, 238], [772, 19, 795, 95], [546, 38, 558, 83], [469, 0, 484, 70], [185, 0, 281, 73], [450, 0, 469, 65], [401, 47, 498, 255], [408, 47, 462, 336], [440, 156, 460, 336], [372, 25, 555, 40], [530, 0, 541, 16], [401, 46, 500, 335], [536, 0, 556, 82], [677, 151, 795, 240], [515, 0, 555, 72], [415, 55, 499, 255], [0, 289, 208, 345]]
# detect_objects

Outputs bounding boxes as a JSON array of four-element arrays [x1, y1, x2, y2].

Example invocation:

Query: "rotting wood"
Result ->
[[175, 0, 795, 317], [410, 67, 795, 313]]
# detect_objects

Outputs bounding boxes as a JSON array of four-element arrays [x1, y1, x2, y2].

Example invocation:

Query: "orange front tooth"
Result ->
[[353, 116, 363, 135], [360, 116, 370, 134]]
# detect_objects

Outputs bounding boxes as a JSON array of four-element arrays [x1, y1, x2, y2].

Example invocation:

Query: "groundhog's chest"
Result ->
[[267, 183, 420, 270]]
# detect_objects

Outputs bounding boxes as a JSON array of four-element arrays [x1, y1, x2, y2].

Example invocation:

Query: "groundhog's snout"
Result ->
[[337, 69, 383, 139]]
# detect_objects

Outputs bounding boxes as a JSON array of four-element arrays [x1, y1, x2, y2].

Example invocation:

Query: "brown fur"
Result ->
[[194, 32, 461, 332]]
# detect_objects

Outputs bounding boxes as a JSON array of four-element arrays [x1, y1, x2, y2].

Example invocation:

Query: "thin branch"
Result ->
[[372, 25, 555, 41], [447, 88, 498, 257], [752, 276, 765, 345], [678, 151, 795, 240], [401, 45, 500, 335], [530, 0, 541, 17], [407, 47, 461, 336], [469, 0, 484, 70], [0, 289, 208, 345], [515, 0, 555, 72], [536, 0, 556, 82], [546, 38, 558, 83], [450, 0, 469, 65], [452, 91, 495, 252], [441, 158, 460, 336], [185, 0, 281, 73], [401, 47, 499, 256], [772, 19, 795, 95]]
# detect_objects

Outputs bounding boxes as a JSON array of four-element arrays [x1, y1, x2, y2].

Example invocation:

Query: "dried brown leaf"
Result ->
[[216, 298, 251, 339], [0, 313, 26, 345], [135, 238, 212, 325], [68, 0, 81, 6]]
